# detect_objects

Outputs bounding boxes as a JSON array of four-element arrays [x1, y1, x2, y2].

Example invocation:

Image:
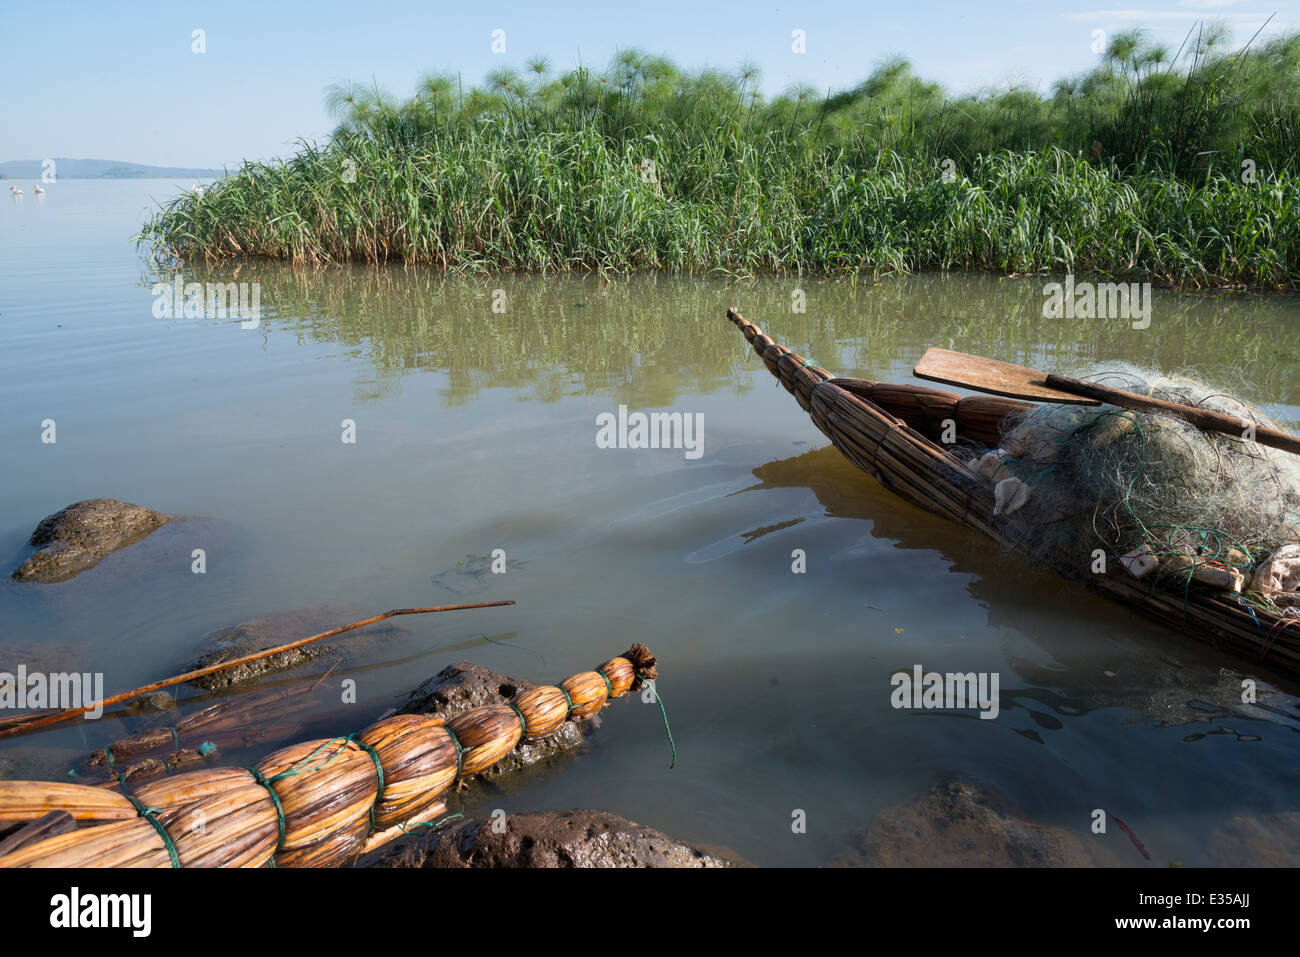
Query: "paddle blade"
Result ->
[[913, 347, 1100, 405]]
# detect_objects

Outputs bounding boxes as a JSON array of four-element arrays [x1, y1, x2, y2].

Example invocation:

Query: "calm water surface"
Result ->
[[2, 180, 1299, 866]]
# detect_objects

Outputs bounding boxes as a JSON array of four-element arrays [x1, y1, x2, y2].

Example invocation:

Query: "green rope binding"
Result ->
[[248, 768, 287, 854], [245, 736, 351, 866], [800, 355, 835, 380], [444, 727, 466, 781], [399, 812, 464, 833], [123, 792, 180, 869], [265, 736, 352, 783], [507, 702, 528, 740], [350, 736, 386, 831]]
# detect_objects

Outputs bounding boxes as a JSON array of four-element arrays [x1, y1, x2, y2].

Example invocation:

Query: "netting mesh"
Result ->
[[982, 363, 1300, 612]]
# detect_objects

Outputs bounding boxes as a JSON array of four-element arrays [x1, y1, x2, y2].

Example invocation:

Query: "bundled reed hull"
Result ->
[[725, 307, 1300, 677], [0, 646, 659, 868]]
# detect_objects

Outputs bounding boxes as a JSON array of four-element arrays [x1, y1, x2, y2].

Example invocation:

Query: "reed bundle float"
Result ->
[[724, 307, 1300, 675], [0, 645, 659, 867]]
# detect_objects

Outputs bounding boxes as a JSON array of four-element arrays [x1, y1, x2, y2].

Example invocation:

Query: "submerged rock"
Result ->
[[12, 499, 170, 584], [185, 605, 404, 690], [186, 626, 335, 691], [399, 661, 584, 779], [122, 691, 176, 715], [836, 778, 1116, 867], [368, 809, 730, 868]]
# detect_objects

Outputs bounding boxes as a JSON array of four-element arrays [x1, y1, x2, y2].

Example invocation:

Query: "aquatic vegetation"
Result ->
[[140, 29, 1300, 288], [139, 140, 1300, 288]]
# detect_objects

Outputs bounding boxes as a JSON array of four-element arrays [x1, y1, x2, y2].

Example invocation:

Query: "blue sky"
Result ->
[[3, 0, 1294, 168]]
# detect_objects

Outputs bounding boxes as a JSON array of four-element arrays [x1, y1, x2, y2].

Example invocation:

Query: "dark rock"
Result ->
[[835, 778, 1116, 867], [185, 605, 405, 690], [122, 692, 175, 715], [368, 809, 730, 868], [186, 625, 335, 691], [12, 499, 170, 584], [398, 661, 584, 779]]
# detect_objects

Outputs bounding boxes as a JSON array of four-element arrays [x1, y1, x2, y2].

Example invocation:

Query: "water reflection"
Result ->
[[156, 265, 1300, 416], [742, 446, 1300, 722]]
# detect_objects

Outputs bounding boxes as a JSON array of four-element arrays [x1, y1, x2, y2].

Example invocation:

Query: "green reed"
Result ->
[[140, 30, 1300, 288]]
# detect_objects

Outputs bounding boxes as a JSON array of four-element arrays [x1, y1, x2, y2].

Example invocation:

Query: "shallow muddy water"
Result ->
[[2, 180, 1299, 866]]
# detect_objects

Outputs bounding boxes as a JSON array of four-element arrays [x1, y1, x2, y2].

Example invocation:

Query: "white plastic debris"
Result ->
[[1119, 545, 1159, 579], [1249, 544, 1300, 596], [993, 476, 1031, 516], [977, 450, 1016, 484], [976, 450, 1003, 478]]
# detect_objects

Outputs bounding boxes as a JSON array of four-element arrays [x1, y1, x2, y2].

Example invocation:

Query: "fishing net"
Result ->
[[983, 363, 1300, 612]]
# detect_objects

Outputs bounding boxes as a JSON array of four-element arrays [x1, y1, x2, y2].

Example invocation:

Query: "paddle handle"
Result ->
[[1045, 374, 1300, 456]]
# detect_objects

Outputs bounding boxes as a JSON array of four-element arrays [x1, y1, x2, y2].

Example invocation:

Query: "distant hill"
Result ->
[[0, 158, 224, 179]]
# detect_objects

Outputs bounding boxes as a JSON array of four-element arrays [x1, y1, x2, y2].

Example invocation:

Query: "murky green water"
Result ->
[[2, 180, 1299, 866]]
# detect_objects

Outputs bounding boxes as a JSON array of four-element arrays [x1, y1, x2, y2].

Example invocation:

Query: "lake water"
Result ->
[[2, 179, 1299, 866]]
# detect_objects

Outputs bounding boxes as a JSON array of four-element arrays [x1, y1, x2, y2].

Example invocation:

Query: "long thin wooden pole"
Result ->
[[0, 601, 515, 740], [1045, 374, 1300, 456]]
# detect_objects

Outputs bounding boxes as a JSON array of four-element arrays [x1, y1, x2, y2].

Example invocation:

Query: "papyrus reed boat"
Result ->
[[724, 307, 1300, 678], [0, 645, 659, 867]]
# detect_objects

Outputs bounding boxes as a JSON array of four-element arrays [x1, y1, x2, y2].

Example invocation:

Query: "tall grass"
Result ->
[[311, 25, 1300, 177], [140, 26, 1300, 288]]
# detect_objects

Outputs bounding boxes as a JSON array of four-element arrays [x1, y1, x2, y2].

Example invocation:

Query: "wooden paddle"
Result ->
[[914, 347, 1300, 456]]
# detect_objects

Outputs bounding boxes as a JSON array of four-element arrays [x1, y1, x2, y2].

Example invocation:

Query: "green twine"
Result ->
[[399, 811, 464, 833], [801, 357, 836, 380], [595, 668, 615, 697], [266, 736, 351, 784], [507, 702, 528, 740], [444, 727, 466, 781], [123, 793, 180, 869], [351, 736, 386, 831], [248, 768, 287, 853], [243, 736, 351, 865], [643, 680, 677, 770]]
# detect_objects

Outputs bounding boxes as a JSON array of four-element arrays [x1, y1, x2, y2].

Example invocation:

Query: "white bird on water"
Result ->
[[8, 186, 22, 196], [33, 185, 44, 194]]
